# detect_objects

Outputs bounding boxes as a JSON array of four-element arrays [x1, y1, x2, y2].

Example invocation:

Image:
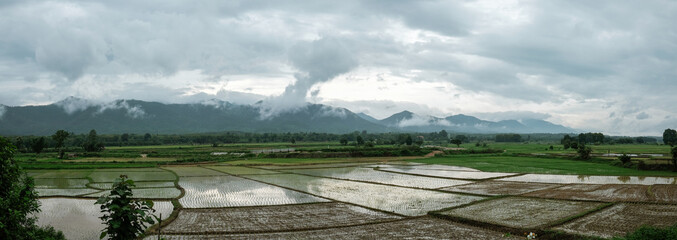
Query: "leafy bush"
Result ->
[[0, 137, 65, 240], [618, 154, 632, 164], [613, 224, 677, 240], [577, 145, 592, 160], [96, 175, 156, 240]]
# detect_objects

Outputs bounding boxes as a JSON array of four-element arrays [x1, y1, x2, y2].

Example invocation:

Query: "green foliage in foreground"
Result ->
[[0, 137, 65, 240], [97, 175, 156, 240], [613, 224, 677, 240], [413, 155, 677, 176]]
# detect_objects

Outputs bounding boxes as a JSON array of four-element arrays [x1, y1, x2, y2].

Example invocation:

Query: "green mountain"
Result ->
[[0, 98, 574, 136], [0, 98, 387, 135]]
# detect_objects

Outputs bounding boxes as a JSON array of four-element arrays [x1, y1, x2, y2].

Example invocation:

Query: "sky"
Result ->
[[0, 0, 676, 136]]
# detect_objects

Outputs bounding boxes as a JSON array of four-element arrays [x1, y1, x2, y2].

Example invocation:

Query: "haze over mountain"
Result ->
[[0, 97, 573, 136]]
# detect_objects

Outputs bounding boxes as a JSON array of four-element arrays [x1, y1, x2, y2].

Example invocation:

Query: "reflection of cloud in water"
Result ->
[[179, 176, 327, 208]]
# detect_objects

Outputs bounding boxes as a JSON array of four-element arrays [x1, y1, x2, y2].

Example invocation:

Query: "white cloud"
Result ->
[[0, 0, 675, 135], [55, 96, 96, 114], [96, 100, 146, 119], [397, 115, 452, 128]]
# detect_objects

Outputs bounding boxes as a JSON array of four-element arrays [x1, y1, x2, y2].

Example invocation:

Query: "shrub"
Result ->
[[618, 154, 632, 164], [637, 160, 648, 170], [613, 224, 677, 240], [577, 145, 592, 160], [96, 175, 156, 240]]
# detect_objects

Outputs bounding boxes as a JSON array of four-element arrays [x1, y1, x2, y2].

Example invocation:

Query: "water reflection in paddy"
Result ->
[[178, 175, 329, 208], [248, 174, 484, 216], [36, 198, 173, 240], [377, 168, 518, 180], [501, 174, 677, 185], [282, 167, 472, 189]]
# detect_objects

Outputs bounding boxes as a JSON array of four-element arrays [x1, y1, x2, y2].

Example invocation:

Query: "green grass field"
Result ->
[[413, 155, 677, 176], [15, 142, 676, 176]]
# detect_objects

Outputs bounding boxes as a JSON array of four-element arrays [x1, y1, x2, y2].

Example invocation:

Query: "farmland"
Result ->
[[18, 142, 677, 239]]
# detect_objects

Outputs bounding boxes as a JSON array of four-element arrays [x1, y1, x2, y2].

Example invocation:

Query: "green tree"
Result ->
[[356, 136, 364, 146], [405, 135, 413, 146], [30, 137, 47, 154], [120, 133, 129, 142], [83, 129, 104, 152], [339, 138, 348, 146], [671, 147, 677, 171], [578, 144, 592, 160], [450, 139, 462, 147], [0, 137, 65, 240], [561, 134, 572, 150], [96, 175, 156, 240], [454, 135, 468, 143], [290, 138, 296, 144], [143, 133, 152, 142], [14, 137, 24, 152], [438, 130, 448, 140], [618, 154, 632, 164], [51, 130, 70, 159], [663, 129, 677, 147]]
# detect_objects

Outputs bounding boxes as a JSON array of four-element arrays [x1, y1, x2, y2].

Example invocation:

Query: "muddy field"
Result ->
[[439, 197, 603, 228], [147, 217, 522, 240], [554, 203, 677, 238], [523, 184, 653, 202], [162, 202, 401, 234], [441, 181, 561, 195]]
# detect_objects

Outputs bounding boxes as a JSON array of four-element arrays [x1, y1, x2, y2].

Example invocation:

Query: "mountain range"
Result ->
[[0, 97, 574, 136]]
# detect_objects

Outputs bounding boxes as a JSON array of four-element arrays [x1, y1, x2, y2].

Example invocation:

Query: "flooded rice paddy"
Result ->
[[377, 167, 519, 179], [441, 180, 561, 196], [501, 173, 677, 185], [178, 175, 329, 208], [162, 166, 226, 176], [204, 165, 281, 175], [281, 166, 472, 189], [85, 187, 181, 199], [247, 174, 485, 216], [31, 163, 677, 239], [36, 198, 173, 240]]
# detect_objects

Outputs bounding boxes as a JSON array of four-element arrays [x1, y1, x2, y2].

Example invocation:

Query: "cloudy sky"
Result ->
[[1, 0, 675, 136]]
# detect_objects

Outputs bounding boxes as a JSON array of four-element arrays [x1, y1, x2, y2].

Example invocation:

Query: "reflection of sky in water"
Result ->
[[248, 174, 484, 216], [367, 164, 481, 172], [501, 174, 677, 185], [179, 176, 328, 208], [377, 168, 518, 180], [36, 198, 173, 240], [34, 178, 89, 188], [283, 167, 471, 189]]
